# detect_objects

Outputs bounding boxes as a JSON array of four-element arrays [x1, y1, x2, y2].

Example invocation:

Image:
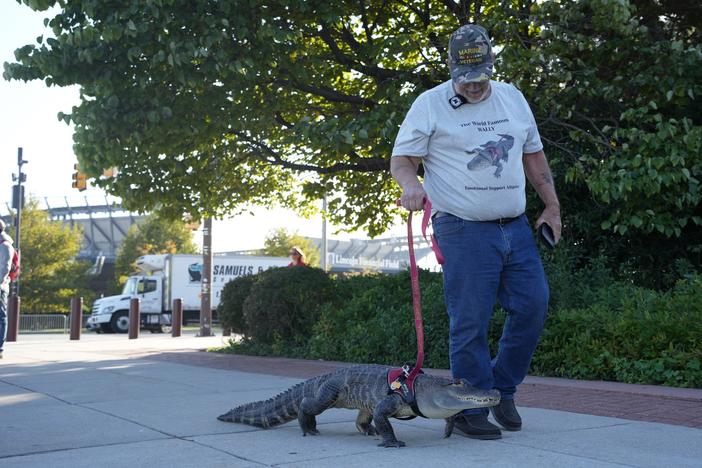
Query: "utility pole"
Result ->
[[11, 147, 27, 296], [199, 217, 213, 337]]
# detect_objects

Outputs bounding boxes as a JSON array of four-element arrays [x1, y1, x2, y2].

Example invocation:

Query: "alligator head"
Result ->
[[413, 375, 500, 419]]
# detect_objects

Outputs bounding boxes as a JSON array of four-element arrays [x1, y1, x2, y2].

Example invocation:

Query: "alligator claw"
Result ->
[[359, 425, 377, 436], [378, 439, 406, 448]]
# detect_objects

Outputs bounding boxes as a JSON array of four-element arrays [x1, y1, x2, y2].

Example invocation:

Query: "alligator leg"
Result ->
[[372, 394, 406, 448], [297, 399, 319, 436], [297, 381, 340, 436], [494, 162, 503, 178], [355, 409, 377, 436]]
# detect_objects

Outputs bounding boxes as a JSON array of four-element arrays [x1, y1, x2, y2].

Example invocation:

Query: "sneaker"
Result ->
[[491, 399, 522, 431], [453, 413, 502, 440]]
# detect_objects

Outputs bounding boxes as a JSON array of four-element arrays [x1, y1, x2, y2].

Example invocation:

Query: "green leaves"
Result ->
[[525, 0, 702, 242], [24, 0, 56, 11], [3, 0, 701, 252]]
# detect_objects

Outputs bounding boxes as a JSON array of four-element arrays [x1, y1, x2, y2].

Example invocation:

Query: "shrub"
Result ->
[[543, 245, 631, 314], [218, 274, 258, 334], [243, 266, 334, 345], [308, 270, 450, 368], [531, 275, 702, 387]]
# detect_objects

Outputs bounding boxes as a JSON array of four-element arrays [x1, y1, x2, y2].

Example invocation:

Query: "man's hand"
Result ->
[[535, 204, 562, 244], [399, 183, 427, 212]]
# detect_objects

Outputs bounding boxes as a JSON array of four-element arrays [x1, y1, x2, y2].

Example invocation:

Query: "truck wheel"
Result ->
[[110, 312, 129, 334]]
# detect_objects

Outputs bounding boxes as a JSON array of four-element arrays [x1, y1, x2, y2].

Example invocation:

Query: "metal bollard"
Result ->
[[128, 298, 139, 339], [6, 295, 20, 342], [171, 298, 182, 338], [70, 297, 83, 340]]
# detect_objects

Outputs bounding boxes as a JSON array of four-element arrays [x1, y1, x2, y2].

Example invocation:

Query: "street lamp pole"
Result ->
[[321, 193, 328, 271], [11, 147, 27, 296], [199, 217, 214, 337]]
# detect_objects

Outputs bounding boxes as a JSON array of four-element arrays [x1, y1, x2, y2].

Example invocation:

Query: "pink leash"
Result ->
[[404, 198, 444, 381]]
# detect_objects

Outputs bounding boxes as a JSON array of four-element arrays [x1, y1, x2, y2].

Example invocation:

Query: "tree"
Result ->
[[4, 0, 701, 283], [9, 199, 91, 313], [514, 0, 702, 285], [114, 213, 198, 284], [260, 228, 320, 267]]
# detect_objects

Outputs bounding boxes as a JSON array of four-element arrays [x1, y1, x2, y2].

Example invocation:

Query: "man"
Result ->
[[390, 24, 561, 440], [0, 219, 15, 359]]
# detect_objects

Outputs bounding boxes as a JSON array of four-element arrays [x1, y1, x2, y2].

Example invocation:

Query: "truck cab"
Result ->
[[124, 276, 162, 313]]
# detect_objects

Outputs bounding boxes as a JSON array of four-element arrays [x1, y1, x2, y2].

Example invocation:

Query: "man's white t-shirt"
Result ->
[[392, 80, 543, 221]]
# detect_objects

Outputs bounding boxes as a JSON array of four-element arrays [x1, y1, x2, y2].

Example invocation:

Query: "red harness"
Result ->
[[387, 199, 444, 416]]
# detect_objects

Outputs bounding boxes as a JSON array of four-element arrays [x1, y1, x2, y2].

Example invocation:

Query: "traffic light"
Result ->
[[72, 163, 87, 191]]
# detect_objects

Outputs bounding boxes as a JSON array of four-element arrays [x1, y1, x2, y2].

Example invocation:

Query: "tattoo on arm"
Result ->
[[540, 171, 554, 186]]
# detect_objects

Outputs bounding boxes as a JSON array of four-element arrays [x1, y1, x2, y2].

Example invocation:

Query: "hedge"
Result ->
[[219, 273, 257, 334], [216, 262, 702, 388]]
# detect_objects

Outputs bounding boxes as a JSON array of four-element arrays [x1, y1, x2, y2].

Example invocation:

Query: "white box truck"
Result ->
[[86, 253, 288, 333]]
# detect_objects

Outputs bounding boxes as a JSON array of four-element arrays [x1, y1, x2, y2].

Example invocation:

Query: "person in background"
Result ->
[[0, 219, 15, 359], [391, 24, 561, 440], [288, 246, 307, 267]]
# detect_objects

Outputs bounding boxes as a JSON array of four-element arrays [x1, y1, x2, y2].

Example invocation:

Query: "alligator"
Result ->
[[217, 364, 500, 447], [466, 133, 515, 178]]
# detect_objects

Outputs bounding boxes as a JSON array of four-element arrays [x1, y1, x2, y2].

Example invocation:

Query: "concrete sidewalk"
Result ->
[[1, 334, 701, 467]]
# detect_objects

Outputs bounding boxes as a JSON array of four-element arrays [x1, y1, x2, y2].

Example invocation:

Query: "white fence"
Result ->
[[18, 314, 89, 333]]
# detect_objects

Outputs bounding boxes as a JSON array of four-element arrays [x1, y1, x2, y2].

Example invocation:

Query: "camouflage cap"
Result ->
[[448, 24, 493, 84]]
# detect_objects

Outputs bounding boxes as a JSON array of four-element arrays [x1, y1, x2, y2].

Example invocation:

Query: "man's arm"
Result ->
[[523, 150, 562, 243], [390, 156, 426, 211]]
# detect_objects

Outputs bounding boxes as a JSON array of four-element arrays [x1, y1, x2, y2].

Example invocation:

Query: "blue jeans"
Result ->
[[433, 214, 548, 411], [0, 290, 7, 352]]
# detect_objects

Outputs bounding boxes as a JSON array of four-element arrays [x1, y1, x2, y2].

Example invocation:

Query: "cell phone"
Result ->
[[538, 223, 556, 249]]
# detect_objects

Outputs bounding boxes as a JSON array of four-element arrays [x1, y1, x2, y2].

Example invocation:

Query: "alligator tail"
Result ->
[[217, 380, 308, 428]]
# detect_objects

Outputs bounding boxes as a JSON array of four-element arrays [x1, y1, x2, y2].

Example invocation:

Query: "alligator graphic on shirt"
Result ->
[[466, 134, 515, 178]]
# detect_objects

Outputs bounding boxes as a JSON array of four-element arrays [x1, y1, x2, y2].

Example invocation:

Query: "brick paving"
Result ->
[[515, 382, 702, 428], [146, 350, 702, 429]]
